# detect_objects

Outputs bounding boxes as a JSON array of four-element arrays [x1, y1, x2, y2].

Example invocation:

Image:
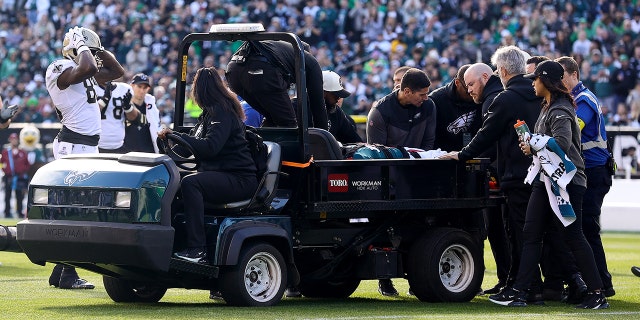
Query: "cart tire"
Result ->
[[298, 278, 361, 298], [407, 228, 482, 302], [220, 243, 287, 306], [103, 276, 167, 303]]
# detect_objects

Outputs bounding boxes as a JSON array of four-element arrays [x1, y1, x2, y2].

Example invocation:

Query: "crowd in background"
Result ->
[[2, 0, 640, 127]]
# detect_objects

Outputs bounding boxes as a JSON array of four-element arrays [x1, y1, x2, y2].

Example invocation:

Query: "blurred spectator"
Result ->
[[611, 54, 637, 110], [612, 103, 631, 126], [1, 132, 30, 218], [1, 0, 640, 138]]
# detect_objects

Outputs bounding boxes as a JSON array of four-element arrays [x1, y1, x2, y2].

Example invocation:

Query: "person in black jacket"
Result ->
[[490, 60, 609, 309], [441, 46, 543, 300], [159, 67, 258, 263], [367, 68, 436, 150], [226, 40, 328, 130], [432, 63, 511, 296], [322, 70, 362, 143], [430, 64, 482, 152]]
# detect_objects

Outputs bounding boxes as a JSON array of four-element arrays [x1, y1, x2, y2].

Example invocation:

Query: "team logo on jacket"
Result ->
[[64, 170, 97, 186], [447, 110, 476, 134], [328, 173, 348, 192]]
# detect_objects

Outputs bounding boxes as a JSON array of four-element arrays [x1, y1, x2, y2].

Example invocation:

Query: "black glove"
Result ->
[[98, 82, 115, 108], [122, 90, 134, 113]]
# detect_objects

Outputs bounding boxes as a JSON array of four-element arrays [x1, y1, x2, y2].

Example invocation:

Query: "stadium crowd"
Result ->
[[1, 0, 640, 126]]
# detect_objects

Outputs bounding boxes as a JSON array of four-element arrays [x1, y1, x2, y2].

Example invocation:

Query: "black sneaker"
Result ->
[[632, 266, 640, 277], [482, 282, 505, 295], [60, 278, 95, 289], [575, 291, 609, 309], [604, 287, 616, 297], [542, 288, 563, 301], [285, 286, 302, 298], [488, 287, 527, 307], [527, 291, 545, 306], [48, 264, 63, 287], [562, 273, 587, 304], [174, 248, 208, 264], [209, 290, 223, 300], [378, 279, 398, 296]]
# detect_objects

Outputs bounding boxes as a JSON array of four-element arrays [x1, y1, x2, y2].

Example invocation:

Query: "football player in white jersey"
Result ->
[[123, 73, 162, 153], [45, 26, 124, 290], [96, 81, 141, 153]]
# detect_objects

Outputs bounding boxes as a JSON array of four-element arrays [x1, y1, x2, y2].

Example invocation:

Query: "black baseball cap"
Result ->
[[524, 60, 564, 82], [131, 73, 151, 86]]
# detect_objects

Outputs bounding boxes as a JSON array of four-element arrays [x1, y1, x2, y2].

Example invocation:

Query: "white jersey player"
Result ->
[[46, 26, 124, 160], [44, 26, 124, 291], [96, 82, 141, 152]]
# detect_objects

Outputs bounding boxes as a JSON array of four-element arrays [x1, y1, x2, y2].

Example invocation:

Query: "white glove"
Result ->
[[0, 102, 18, 122], [63, 27, 90, 55]]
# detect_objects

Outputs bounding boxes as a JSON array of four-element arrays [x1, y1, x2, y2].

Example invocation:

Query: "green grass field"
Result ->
[[1, 218, 639, 319]]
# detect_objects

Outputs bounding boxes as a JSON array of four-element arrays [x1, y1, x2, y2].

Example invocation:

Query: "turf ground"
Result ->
[[1, 218, 639, 320]]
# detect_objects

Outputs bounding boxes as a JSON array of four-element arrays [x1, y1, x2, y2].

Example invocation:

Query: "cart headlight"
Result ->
[[115, 191, 131, 208], [33, 188, 49, 204]]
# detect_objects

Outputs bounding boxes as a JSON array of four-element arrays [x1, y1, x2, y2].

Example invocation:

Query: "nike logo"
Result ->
[[211, 121, 220, 125], [556, 115, 563, 119]]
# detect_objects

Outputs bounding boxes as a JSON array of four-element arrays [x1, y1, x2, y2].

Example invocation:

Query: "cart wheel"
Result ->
[[298, 278, 361, 298], [103, 276, 167, 303], [220, 243, 287, 306], [407, 228, 482, 302]]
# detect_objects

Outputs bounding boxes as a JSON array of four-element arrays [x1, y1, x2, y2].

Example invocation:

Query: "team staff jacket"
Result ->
[[367, 90, 436, 150], [328, 106, 363, 143], [458, 75, 541, 189], [430, 79, 482, 152], [259, 40, 328, 130], [533, 97, 587, 188], [572, 82, 609, 168], [173, 108, 255, 175]]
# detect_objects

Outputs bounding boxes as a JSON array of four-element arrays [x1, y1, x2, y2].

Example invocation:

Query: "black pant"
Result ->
[[485, 204, 511, 285], [503, 185, 541, 288], [227, 58, 297, 128], [513, 181, 603, 292], [583, 165, 613, 289], [181, 171, 258, 248], [3, 175, 26, 217]]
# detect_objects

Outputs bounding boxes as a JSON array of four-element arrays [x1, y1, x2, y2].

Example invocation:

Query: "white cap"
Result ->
[[322, 71, 350, 98]]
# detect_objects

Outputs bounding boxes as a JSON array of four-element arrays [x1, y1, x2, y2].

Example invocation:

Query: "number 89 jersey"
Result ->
[[97, 82, 133, 150], [45, 59, 101, 137]]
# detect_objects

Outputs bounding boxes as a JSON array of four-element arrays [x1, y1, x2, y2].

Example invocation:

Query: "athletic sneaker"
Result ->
[[604, 287, 616, 297], [575, 291, 609, 309], [174, 248, 208, 264], [209, 290, 223, 300], [378, 279, 399, 296], [488, 287, 527, 307], [59, 278, 95, 289], [285, 286, 302, 298], [632, 266, 640, 277], [482, 282, 505, 295]]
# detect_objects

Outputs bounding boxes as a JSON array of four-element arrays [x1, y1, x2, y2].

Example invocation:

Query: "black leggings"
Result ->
[[513, 181, 603, 292], [181, 171, 257, 248]]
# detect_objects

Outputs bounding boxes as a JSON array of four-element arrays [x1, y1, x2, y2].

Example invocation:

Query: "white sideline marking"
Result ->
[[302, 311, 640, 320]]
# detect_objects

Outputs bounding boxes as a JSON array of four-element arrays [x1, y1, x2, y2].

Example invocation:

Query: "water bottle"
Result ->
[[514, 119, 530, 146]]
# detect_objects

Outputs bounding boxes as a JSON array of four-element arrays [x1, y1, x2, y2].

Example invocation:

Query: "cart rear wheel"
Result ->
[[407, 228, 482, 302]]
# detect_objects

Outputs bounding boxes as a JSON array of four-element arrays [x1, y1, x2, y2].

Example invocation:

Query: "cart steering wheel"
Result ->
[[157, 133, 200, 171]]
